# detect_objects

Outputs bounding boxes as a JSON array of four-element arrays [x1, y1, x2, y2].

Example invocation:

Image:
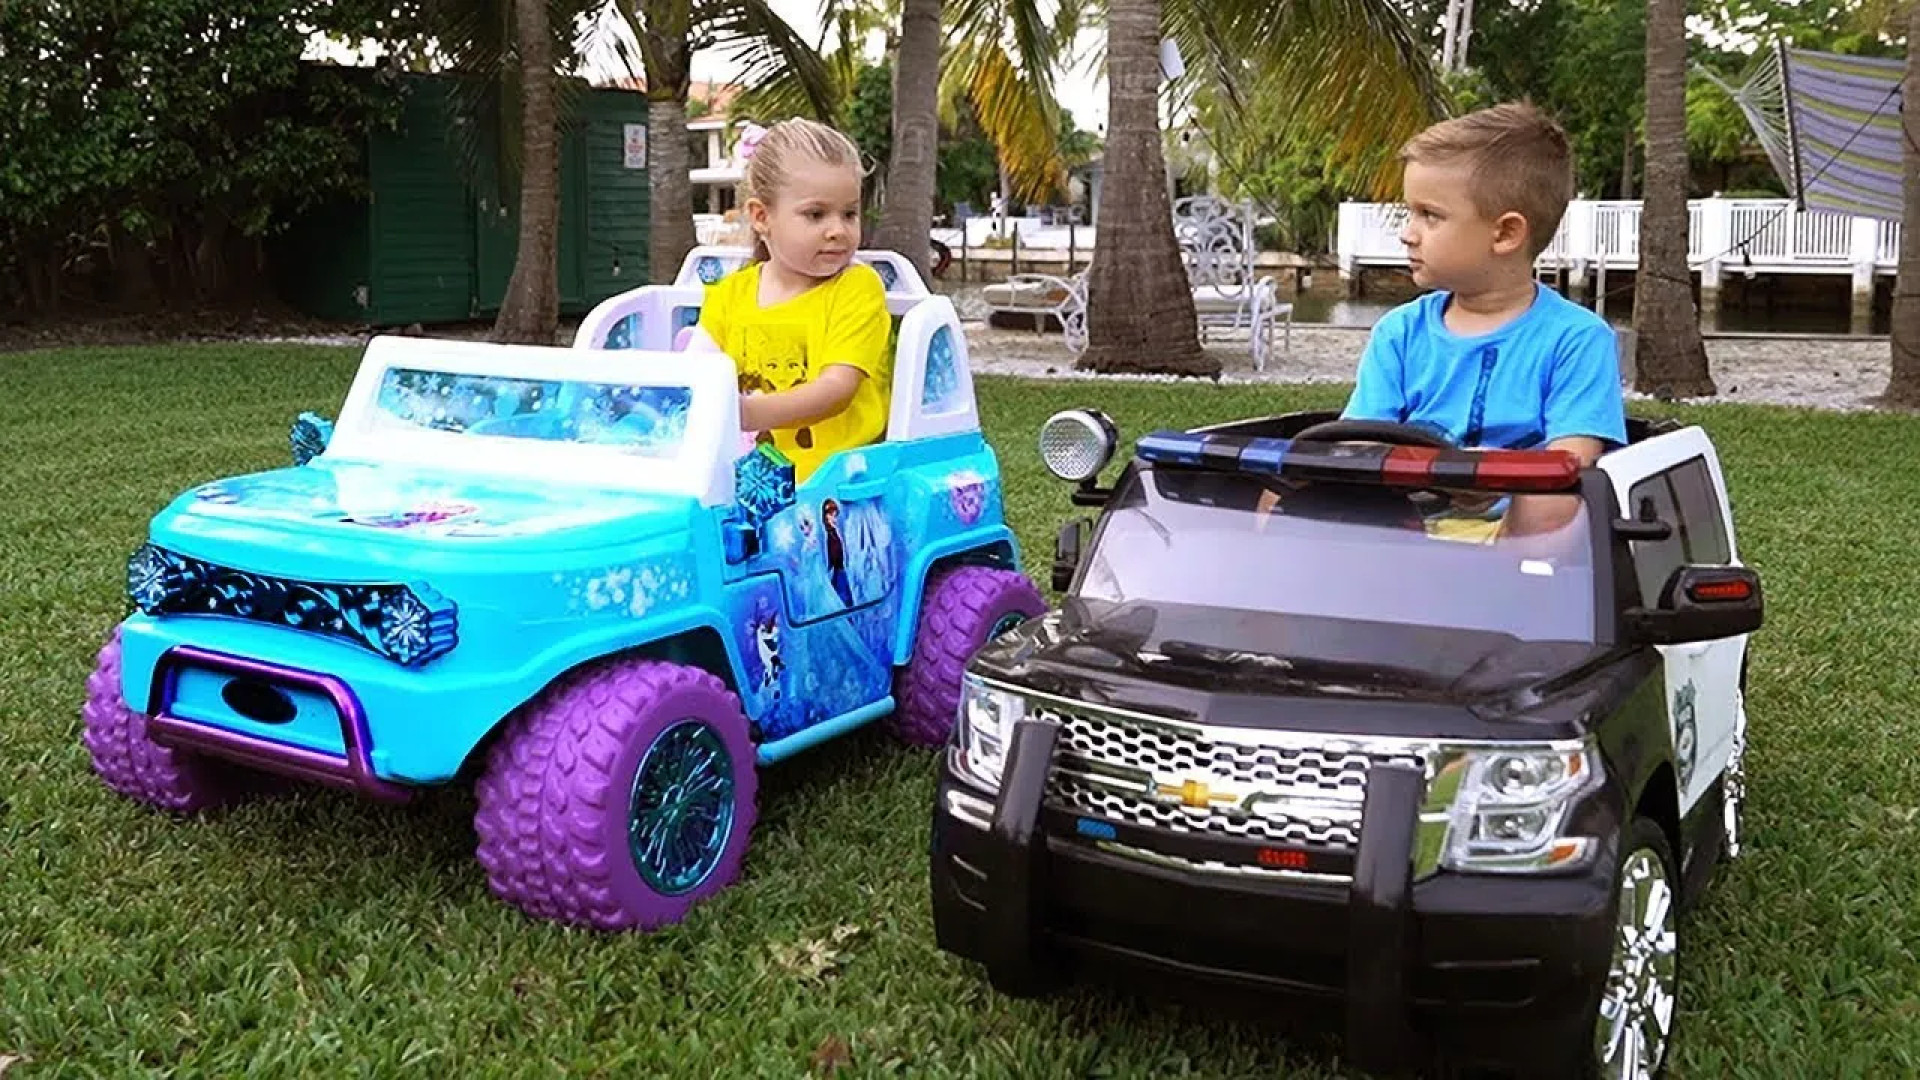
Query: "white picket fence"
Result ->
[[1338, 199, 1901, 283]]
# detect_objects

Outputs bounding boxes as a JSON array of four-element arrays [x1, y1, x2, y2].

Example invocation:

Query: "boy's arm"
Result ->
[[1542, 323, 1628, 452], [1503, 327, 1628, 536], [1342, 320, 1408, 422]]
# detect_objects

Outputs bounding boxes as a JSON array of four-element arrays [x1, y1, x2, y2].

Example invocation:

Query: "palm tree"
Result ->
[[588, 0, 837, 284], [870, 0, 1085, 282], [872, 0, 944, 279], [493, 0, 565, 343], [1630, 0, 1713, 397], [1078, 0, 1209, 372], [1886, 2, 1920, 406], [1079, 1, 1444, 375]]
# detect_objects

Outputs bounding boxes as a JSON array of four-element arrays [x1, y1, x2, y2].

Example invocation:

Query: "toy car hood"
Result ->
[[152, 460, 698, 558], [971, 597, 1610, 735]]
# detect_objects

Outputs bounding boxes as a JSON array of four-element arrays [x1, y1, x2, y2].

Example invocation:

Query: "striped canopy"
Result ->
[[1716, 45, 1905, 222]]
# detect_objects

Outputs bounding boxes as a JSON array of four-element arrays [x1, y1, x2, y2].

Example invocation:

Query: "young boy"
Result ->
[[1343, 102, 1626, 536]]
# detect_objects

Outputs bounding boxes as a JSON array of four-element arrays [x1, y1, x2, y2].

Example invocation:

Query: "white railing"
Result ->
[[1338, 198, 1902, 279]]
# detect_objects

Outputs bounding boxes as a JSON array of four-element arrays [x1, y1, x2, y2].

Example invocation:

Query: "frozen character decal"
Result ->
[[753, 610, 785, 697], [823, 498, 854, 608]]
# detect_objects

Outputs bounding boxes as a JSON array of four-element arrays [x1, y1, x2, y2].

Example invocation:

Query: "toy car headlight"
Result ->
[[1039, 409, 1118, 483], [1441, 741, 1599, 874], [955, 674, 1026, 787]]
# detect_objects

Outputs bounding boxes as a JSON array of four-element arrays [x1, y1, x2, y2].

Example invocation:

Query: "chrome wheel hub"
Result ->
[[1594, 847, 1677, 1079]]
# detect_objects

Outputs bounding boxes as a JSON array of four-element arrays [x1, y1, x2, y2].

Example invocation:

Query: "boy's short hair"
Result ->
[[1401, 102, 1574, 258]]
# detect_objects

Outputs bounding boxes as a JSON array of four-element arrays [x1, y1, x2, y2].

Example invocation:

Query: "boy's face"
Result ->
[[1398, 160, 1529, 292], [749, 160, 863, 281]]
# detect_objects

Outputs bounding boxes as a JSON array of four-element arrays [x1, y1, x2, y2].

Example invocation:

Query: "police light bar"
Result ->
[[1134, 430, 1582, 493]]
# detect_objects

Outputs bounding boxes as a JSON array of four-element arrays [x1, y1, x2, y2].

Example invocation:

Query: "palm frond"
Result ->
[[966, 41, 1068, 201], [699, 0, 841, 121], [940, 0, 1081, 201], [1165, 0, 1445, 198]]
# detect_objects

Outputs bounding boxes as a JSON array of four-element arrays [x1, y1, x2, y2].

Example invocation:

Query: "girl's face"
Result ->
[[749, 159, 862, 280]]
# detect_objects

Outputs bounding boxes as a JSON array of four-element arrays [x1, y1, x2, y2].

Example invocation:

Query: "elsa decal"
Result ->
[[823, 499, 854, 608]]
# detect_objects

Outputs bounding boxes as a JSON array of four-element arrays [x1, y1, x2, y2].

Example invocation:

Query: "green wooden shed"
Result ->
[[273, 69, 652, 327]]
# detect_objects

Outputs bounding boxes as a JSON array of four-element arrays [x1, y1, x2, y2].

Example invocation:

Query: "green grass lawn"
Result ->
[[6, 344, 1920, 1077]]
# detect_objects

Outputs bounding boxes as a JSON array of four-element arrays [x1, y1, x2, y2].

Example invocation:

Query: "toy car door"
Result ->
[[729, 448, 901, 741], [1601, 428, 1749, 811]]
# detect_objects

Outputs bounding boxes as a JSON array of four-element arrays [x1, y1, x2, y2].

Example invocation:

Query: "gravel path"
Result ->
[[959, 321, 1898, 413]]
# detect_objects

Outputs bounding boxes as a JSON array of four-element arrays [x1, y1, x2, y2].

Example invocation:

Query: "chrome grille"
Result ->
[[1041, 704, 1431, 796], [1035, 700, 1440, 879], [1051, 774, 1359, 849]]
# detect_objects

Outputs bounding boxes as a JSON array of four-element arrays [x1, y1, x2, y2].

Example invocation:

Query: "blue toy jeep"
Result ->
[[83, 265, 1043, 932]]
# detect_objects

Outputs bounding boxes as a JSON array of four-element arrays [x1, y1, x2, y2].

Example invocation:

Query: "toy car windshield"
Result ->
[[320, 337, 737, 501], [1076, 432, 1599, 644]]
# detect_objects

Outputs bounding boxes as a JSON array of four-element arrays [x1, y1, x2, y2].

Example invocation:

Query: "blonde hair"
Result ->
[[1401, 101, 1574, 258], [740, 118, 865, 262]]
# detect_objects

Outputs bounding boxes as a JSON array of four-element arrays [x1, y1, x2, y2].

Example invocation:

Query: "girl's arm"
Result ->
[[684, 325, 724, 353], [740, 365, 867, 432]]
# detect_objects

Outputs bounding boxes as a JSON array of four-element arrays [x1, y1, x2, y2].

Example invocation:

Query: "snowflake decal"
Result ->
[[697, 256, 725, 284], [921, 325, 961, 411], [734, 443, 795, 528], [127, 544, 184, 611], [873, 260, 899, 290], [560, 556, 696, 619], [378, 590, 440, 666]]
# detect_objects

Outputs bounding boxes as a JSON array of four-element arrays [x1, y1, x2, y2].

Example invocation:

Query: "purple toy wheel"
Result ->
[[891, 565, 1045, 747], [473, 658, 758, 932], [81, 626, 253, 814]]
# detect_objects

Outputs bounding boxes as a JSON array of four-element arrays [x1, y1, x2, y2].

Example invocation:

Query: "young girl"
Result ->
[[689, 118, 892, 482]]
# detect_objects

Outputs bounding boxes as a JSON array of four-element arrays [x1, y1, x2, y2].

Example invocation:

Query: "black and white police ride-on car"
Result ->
[[929, 407, 1760, 1079]]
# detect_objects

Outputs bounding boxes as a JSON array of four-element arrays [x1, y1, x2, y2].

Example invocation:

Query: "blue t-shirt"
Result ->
[[1343, 284, 1627, 450]]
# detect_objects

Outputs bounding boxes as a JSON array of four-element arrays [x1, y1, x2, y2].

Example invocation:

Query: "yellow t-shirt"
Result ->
[[698, 262, 893, 481]]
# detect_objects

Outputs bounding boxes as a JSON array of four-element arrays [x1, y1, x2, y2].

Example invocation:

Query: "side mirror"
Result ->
[[1053, 518, 1090, 593], [1625, 565, 1763, 645]]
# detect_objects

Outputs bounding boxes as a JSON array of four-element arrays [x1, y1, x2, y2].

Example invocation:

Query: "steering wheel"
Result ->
[[1287, 418, 1485, 518], [1291, 418, 1454, 449]]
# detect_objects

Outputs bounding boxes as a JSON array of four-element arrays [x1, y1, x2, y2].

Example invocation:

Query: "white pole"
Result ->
[[1457, 0, 1475, 71], [1441, 0, 1462, 71]]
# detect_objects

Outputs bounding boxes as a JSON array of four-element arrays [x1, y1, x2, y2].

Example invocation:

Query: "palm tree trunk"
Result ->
[[647, 98, 696, 281], [491, 0, 562, 344], [1884, 3, 1920, 407], [873, 0, 941, 283], [639, 0, 696, 284], [1630, 0, 1713, 397], [1077, 0, 1209, 376]]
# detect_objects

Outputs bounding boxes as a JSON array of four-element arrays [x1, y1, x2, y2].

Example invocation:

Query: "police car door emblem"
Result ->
[[1673, 680, 1698, 791]]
